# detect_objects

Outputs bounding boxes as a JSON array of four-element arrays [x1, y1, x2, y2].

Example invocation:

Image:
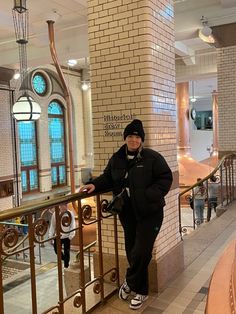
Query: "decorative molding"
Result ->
[[0, 67, 14, 85]]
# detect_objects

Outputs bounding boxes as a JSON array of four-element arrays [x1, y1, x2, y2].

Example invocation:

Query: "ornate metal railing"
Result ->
[[179, 154, 236, 236], [0, 190, 118, 314], [0, 221, 42, 264]]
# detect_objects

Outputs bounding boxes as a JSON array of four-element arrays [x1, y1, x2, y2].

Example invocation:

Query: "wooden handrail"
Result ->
[[180, 153, 236, 196], [0, 189, 112, 222], [178, 153, 236, 234]]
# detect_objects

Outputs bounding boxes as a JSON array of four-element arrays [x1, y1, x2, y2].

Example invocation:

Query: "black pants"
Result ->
[[207, 197, 217, 222], [119, 207, 163, 295], [53, 238, 71, 268]]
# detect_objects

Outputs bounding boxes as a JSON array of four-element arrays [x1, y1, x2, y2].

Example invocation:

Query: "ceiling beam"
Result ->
[[175, 41, 196, 65]]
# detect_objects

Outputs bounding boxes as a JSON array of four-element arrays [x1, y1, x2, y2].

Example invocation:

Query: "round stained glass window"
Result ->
[[32, 73, 47, 95]]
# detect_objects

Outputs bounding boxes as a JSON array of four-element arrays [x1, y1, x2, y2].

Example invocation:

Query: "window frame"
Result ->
[[48, 100, 67, 188], [18, 121, 39, 194]]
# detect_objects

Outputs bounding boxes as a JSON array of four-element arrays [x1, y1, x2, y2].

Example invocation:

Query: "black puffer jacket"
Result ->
[[92, 145, 173, 219]]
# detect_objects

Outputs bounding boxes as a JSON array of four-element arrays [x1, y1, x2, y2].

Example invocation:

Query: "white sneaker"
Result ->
[[129, 294, 148, 310], [118, 280, 131, 300]]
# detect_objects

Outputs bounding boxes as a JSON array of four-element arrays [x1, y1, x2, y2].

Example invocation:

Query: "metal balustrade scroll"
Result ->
[[0, 190, 120, 314], [179, 154, 236, 236]]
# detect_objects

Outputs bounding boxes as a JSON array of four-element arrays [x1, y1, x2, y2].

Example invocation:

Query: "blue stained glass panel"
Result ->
[[32, 74, 47, 95], [19, 122, 34, 139], [20, 144, 36, 166], [18, 121, 39, 192], [51, 167, 57, 186], [51, 143, 64, 162], [48, 101, 63, 115], [59, 166, 66, 184], [48, 101, 66, 187], [29, 170, 38, 190], [49, 119, 63, 139], [21, 171, 27, 192], [18, 122, 37, 166]]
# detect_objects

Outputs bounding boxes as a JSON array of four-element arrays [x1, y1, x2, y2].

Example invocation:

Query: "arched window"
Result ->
[[18, 121, 39, 193], [48, 101, 66, 187]]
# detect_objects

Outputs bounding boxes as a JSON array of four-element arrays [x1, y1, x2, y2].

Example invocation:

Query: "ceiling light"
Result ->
[[190, 80, 197, 103], [13, 71, 20, 80], [81, 81, 90, 91], [12, 94, 41, 121], [198, 30, 215, 43], [199, 16, 215, 44], [12, 0, 41, 121], [201, 25, 212, 37], [67, 59, 77, 67], [190, 97, 197, 103]]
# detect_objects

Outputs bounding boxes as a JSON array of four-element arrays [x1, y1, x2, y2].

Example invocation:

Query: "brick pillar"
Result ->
[[217, 46, 236, 157], [0, 68, 15, 210], [88, 0, 183, 291], [176, 82, 191, 156], [212, 90, 218, 155]]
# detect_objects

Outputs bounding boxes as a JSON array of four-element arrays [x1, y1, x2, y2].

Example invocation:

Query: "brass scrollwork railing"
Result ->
[[0, 189, 119, 314], [179, 153, 236, 236]]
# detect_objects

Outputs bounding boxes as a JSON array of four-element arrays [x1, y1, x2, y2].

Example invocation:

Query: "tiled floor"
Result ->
[[93, 202, 236, 313], [3, 202, 236, 313]]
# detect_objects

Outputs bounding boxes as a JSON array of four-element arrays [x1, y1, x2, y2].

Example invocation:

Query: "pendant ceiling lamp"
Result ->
[[198, 16, 215, 44], [12, 0, 41, 121], [190, 80, 197, 103]]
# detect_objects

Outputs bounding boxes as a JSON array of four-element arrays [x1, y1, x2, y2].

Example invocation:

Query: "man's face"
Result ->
[[125, 135, 142, 151]]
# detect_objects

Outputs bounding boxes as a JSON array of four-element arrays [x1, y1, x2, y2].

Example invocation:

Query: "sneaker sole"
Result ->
[[129, 296, 148, 309]]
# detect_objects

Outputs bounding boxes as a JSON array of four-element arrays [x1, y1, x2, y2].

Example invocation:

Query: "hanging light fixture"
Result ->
[[198, 16, 215, 44], [190, 80, 197, 103], [12, 0, 41, 121]]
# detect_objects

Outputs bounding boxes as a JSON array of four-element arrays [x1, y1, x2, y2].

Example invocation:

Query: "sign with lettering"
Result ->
[[103, 113, 135, 137]]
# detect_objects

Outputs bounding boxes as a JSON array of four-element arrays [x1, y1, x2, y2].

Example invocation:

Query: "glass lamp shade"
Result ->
[[13, 94, 41, 121], [201, 25, 212, 37]]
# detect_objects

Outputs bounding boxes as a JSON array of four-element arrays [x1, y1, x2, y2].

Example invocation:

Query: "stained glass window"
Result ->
[[48, 100, 66, 187], [32, 73, 47, 95], [18, 121, 39, 193], [21, 171, 27, 193]]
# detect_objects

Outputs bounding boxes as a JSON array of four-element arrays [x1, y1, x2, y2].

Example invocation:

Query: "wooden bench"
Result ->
[[205, 239, 236, 314]]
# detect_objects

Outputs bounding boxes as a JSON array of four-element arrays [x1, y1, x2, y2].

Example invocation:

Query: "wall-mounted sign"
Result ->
[[103, 113, 135, 137]]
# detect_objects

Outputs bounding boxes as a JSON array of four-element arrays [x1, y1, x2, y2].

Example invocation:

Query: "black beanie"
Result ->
[[123, 119, 145, 142]]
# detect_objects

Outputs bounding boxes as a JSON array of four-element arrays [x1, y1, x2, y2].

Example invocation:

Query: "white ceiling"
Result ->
[[0, 0, 88, 68], [1, 0, 236, 104]]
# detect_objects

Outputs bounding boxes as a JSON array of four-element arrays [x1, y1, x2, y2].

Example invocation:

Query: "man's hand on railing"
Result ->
[[79, 184, 95, 194]]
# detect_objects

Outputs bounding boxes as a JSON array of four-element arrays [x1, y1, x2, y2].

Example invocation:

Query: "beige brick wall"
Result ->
[[88, 0, 180, 260], [217, 46, 236, 153], [0, 87, 15, 209]]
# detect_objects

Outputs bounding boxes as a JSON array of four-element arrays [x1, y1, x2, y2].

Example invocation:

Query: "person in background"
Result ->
[[193, 178, 206, 225], [80, 119, 173, 310], [49, 204, 76, 268], [207, 175, 219, 221]]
